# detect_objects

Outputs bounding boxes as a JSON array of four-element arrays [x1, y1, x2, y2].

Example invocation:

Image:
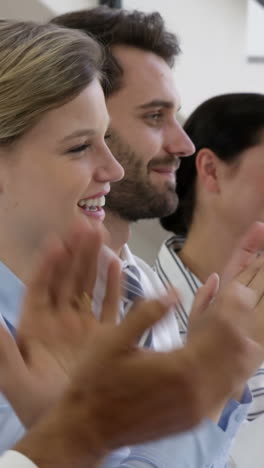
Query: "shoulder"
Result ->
[[133, 254, 166, 292], [155, 236, 185, 287], [157, 235, 183, 263], [122, 244, 166, 296]]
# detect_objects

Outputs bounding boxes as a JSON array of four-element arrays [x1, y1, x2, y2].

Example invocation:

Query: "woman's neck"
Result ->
[[178, 217, 238, 284]]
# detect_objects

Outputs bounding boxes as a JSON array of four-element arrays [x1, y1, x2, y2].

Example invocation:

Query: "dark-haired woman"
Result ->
[[157, 93, 264, 422]]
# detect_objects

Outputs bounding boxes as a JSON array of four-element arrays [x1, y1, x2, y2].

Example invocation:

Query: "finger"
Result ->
[[23, 237, 65, 315], [252, 294, 264, 345], [99, 224, 111, 245], [75, 227, 102, 299], [0, 326, 27, 396], [55, 229, 87, 308], [57, 225, 102, 309], [190, 273, 219, 320], [116, 290, 179, 347], [48, 247, 72, 308], [245, 255, 264, 305], [236, 252, 264, 288], [101, 258, 122, 324], [222, 222, 264, 285]]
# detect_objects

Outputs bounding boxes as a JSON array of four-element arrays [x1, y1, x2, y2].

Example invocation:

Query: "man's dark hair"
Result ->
[[160, 93, 264, 237], [51, 6, 181, 96]]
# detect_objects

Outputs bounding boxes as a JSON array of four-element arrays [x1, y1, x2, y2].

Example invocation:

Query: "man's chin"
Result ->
[[105, 183, 178, 221], [159, 191, 179, 216], [149, 175, 176, 194]]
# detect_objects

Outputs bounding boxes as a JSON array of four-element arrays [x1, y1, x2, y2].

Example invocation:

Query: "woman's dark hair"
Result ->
[[51, 6, 181, 96], [160, 93, 264, 236]]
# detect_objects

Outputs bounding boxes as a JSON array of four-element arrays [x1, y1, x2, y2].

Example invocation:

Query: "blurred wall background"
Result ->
[[0, 0, 51, 20], [125, 0, 264, 117]]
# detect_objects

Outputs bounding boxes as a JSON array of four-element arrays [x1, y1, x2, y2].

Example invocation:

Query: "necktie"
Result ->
[[122, 264, 152, 348]]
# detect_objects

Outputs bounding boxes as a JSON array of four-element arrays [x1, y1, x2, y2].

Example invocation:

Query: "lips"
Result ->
[[149, 159, 181, 174], [151, 167, 176, 174], [77, 190, 109, 222]]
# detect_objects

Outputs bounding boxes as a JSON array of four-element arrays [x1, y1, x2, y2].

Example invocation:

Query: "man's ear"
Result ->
[[196, 148, 221, 193]]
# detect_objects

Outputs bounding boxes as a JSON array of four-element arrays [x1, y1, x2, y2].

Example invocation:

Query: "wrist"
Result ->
[[14, 396, 107, 468], [231, 387, 245, 403]]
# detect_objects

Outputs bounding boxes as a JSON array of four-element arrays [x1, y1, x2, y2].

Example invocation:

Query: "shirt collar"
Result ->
[[166, 234, 186, 253], [160, 234, 202, 290], [0, 262, 25, 328], [120, 244, 137, 269]]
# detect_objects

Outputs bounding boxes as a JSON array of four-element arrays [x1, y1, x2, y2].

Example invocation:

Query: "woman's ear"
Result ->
[[196, 148, 221, 193]]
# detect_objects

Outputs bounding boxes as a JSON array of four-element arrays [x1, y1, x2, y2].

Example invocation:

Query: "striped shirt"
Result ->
[[155, 234, 264, 422]]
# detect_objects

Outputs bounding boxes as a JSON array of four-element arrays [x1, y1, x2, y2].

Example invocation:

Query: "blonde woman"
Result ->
[[0, 17, 125, 450]]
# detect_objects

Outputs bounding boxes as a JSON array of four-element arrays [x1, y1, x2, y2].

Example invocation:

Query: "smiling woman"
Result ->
[[158, 91, 264, 420], [0, 17, 124, 454], [0, 20, 123, 283]]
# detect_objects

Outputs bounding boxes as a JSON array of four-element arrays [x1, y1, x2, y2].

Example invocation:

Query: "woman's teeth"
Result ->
[[78, 196, 106, 211]]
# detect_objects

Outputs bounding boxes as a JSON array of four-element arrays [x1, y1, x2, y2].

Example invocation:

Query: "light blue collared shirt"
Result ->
[[0, 261, 252, 467], [102, 390, 251, 468], [0, 263, 26, 452]]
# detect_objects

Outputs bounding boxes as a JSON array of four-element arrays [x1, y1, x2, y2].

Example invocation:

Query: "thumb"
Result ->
[[190, 273, 219, 321]]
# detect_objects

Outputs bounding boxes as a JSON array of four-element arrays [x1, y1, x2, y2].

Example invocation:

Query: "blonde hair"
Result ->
[[0, 20, 103, 145]]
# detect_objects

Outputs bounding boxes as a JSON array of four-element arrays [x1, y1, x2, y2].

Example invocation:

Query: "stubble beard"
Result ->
[[106, 131, 179, 222]]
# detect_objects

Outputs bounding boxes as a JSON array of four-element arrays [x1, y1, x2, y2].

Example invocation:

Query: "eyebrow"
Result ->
[[59, 129, 96, 143], [137, 99, 181, 112]]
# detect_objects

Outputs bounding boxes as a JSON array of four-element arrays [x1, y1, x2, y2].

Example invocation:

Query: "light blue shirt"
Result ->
[[0, 261, 252, 467], [102, 390, 251, 468]]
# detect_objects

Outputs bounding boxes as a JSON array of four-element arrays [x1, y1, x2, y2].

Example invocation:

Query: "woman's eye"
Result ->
[[68, 144, 90, 154], [104, 134, 112, 142]]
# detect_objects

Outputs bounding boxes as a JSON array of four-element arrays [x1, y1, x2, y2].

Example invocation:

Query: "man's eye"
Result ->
[[68, 144, 90, 153], [146, 112, 163, 123], [104, 133, 112, 142]]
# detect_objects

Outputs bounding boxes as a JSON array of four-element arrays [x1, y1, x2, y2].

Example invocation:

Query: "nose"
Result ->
[[94, 143, 124, 183], [164, 119, 195, 158]]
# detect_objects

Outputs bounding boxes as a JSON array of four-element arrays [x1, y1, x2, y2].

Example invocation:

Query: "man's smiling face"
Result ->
[[105, 45, 195, 221]]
